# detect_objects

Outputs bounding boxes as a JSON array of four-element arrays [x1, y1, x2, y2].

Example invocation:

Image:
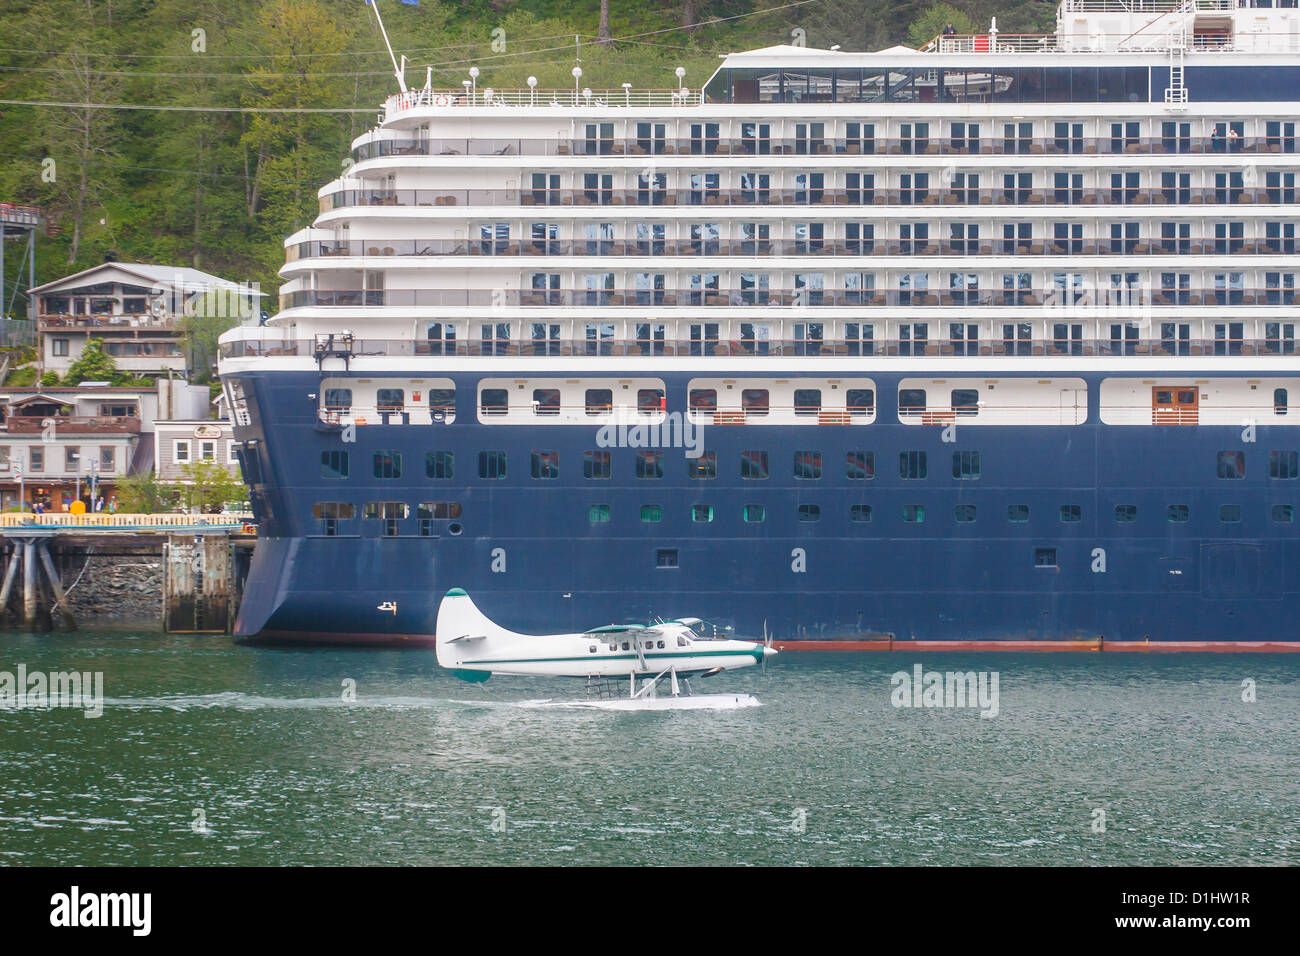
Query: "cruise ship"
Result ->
[[219, 0, 1300, 649]]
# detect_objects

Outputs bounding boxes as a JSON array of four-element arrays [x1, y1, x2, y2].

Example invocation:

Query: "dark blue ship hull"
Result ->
[[225, 367, 1300, 648]]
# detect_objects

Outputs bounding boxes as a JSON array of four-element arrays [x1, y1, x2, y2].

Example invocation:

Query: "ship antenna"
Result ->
[[366, 0, 408, 93]]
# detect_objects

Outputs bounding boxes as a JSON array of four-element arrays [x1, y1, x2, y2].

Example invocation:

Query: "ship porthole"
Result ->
[[448, 522, 463, 536]]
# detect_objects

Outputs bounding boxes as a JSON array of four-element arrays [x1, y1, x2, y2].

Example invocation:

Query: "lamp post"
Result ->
[[469, 66, 479, 102], [622, 82, 632, 106], [675, 66, 686, 91], [527, 75, 537, 106], [572, 66, 582, 104]]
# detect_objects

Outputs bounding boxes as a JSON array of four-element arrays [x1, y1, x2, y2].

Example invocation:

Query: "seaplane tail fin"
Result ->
[[435, 588, 513, 673]]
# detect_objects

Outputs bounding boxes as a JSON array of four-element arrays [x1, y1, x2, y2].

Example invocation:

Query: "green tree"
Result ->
[[116, 470, 176, 514], [39, 370, 60, 387], [62, 337, 119, 385], [178, 289, 253, 382], [907, 3, 975, 48], [177, 459, 244, 513]]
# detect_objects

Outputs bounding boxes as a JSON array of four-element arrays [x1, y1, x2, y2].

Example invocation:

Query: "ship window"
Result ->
[[899, 451, 927, 480], [637, 389, 665, 413], [692, 504, 714, 523], [656, 549, 678, 569], [1167, 504, 1190, 523], [321, 451, 349, 479], [951, 389, 980, 417], [846, 451, 875, 480], [740, 450, 769, 480], [636, 451, 664, 479], [952, 451, 980, 480], [312, 502, 356, 519], [478, 450, 507, 479], [1115, 504, 1137, 523], [376, 389, 404, 412], [426, 451, 454, 479], [1275, 389, 1288, 415], [641, 504, 663, 523], [850, 504, 872, 523], [1269, 451, 1298, 479], [583, 450, 611, 479], [585, 388, 613, 415], [1217, 451, 1245, 480], [743, 504, 766, 523], [689, 389, 717, 413], [1219, 504, 1242, 523], [1007, 504, 1029, 523], [362, 502, 408, 519], [689, 452, 717, 480], [533, 389, 561, 416], [531, 450, 559, 479], [480, 388, 509, 416], [797, 504, 820, 522], [898, 389, 926, 417], [741, 389, 769, 416], [955, 504, 976, 523], [589, 504, 611, 523], [794, 389, 821, 416], [1034, 548, 1058, 568], [1060, 504, 1082, 522], [793, 451, 822, 480], [428, 389, 455, 416], [846, 389, 874, 416], [373, 451, 402, 479], [903, 504, 924, 523], [1273, 504, 1294, 524], [323, 388, 352, 410]]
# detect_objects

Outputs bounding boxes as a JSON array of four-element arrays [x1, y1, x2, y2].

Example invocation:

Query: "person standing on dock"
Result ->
[[108, 496, 118, 514], [94, 495, 105, 513]]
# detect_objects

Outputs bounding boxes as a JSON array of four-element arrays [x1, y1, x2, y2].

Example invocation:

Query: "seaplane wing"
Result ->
[[434, 589, 775, 685]]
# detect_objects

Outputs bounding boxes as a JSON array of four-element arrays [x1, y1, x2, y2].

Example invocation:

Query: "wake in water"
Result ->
[[98, 692, 460, 712]]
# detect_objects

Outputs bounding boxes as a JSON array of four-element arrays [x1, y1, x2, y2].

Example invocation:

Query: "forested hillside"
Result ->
[[0, 0, 1055, 308]]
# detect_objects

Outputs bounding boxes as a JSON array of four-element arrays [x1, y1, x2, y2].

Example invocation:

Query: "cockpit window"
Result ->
[[676, 635, 692, 648]]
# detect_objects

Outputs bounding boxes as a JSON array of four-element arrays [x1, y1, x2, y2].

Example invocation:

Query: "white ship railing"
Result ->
[[928, 28, 1286, 53], [385, 87, 703, 117]]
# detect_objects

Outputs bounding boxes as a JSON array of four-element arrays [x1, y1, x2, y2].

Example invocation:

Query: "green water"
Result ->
[[1, 631, 1297, 866]]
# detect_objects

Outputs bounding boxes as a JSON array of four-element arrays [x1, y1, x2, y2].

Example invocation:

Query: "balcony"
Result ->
[[2, 415, 142, 435], [38, 313, 180, 333]]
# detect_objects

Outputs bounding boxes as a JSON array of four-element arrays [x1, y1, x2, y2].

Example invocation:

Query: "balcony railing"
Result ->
[[348, 133, 1297, 164], [289, 235, 1300, 262], [320, 184, 1300, 214], [38, 314, 180, 332], [279, 287, 1297, 311], [2, 415, 142, 434], [385, 87, 702, 117], [222, 335, 1300, 361]]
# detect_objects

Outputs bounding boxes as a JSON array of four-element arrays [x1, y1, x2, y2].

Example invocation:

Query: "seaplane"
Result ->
[[435, 588, 776, 710]]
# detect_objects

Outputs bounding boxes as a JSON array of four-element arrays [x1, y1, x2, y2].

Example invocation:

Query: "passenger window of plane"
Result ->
[[622, 642, 630, 651], [589, 645, 597, 653], [608, 643, 617, 651], [677, 635, 692, 647]]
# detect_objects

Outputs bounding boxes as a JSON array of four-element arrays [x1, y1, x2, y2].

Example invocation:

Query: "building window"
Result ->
[[847, 389, 875, 416], [65, 446, 80, 471], [740, 450, 769, 480], [640, 504, 663, 523], [846, 451, 875, 480], [324, 388, 352, 411], [530, 450, 559, 479], [478, 450, 507, 479], [1217, 451, 1246, 479], [692, 504, 714, 522], [1060, 504, 1082, 522], [200, 441, 216, 461], [1275, 388, 1288, 415], [741, 389, 769, 416], [1007, 504, 1029, 523], [376, 389, 404, 412], [656, 548, 678, 569], [1115, 504, 1137, 522], [793, 451, 822, 480], [797, 504, 820, 522], [583, 450, 611, 479], [689, 389, 717, 414], [688, 452, 717, 480], [1272, 504, 1294, 524], [373, 451, 402, 479], [321, 451, 349, 479], [174, 440, 191, 464], [100, 447, 115, 472], [312, 502, 356, 520], [1220, 504, 1242, 523], [1034, 548, 1058, 568], [533, 389, 561, 416], [589, 504, 611, 523], [426, 451, 454, 479], [951, 389, 980, 417], [899, 451, 927, 480], [29, 447, 43, 472], [52, 338, 69, 357], [635, 451, 664, 479], [637, 389, 665, 413], [480, 389, 509, 416], [850, 504, 872, 523], [363, 502, 408, 537], [794, 389, 821, 416], [1269, 451, 1298, 479], [898, 389, 926, 417], [955, 504, 977, 523], [1167, 504, 1190, 522], [903, 504, 925, 523], [743, 504, 766, 523], [952, 451, 980, 480]]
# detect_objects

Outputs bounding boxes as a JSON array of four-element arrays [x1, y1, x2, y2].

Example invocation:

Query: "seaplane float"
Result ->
[[435, 588, 776, 710]]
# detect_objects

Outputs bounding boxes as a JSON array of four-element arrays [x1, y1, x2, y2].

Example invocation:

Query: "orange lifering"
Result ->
[[435, 94, 450, 107]]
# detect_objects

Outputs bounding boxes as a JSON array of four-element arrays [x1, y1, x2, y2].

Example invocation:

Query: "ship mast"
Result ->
[[366, 0, 408, 93]]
